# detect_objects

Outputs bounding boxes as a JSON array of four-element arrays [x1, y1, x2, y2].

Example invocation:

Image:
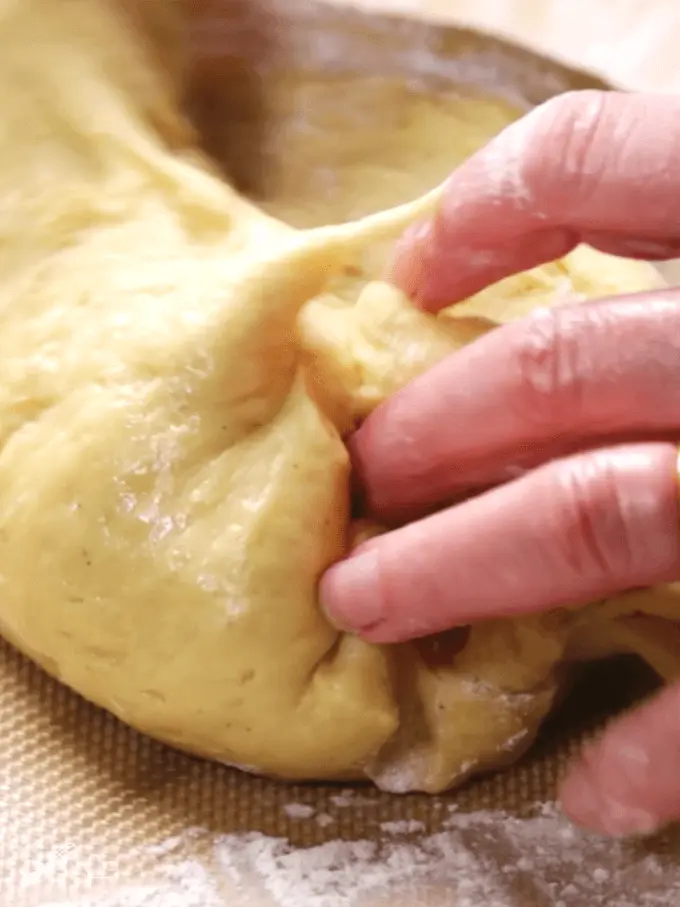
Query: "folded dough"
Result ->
[[0, 0, 675, 794]]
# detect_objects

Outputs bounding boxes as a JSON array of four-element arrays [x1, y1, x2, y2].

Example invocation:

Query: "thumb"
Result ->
[[560, 680, 680, 837]]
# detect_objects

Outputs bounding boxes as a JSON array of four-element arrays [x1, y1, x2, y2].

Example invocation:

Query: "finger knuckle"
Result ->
[[510, 307, 584, 429], [526, 90, 610, 203], [554, 452, 636, 582]]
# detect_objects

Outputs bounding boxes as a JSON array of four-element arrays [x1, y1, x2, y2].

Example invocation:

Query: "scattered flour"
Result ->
[[29, 803, 680, 907], [329, 791, 354, 809], [330, 790, 381, 809], [283, 804, 317, 820], [380, 820, 427, 836]]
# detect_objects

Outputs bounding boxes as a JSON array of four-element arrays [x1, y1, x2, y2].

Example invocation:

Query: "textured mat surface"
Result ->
[[3, 640, 679, 906]]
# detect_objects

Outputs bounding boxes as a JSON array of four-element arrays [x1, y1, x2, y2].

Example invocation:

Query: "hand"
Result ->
[[320, 91, 680, 838]]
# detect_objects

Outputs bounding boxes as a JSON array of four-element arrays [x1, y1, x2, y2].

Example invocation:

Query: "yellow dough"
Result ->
[[0, 0, 677, 795]]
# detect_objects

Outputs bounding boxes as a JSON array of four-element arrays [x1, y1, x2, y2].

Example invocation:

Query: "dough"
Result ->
[[0, 0, 676, 795]]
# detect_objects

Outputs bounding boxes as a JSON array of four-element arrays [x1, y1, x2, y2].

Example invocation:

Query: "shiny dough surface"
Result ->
[[0, 0, 678, 795]]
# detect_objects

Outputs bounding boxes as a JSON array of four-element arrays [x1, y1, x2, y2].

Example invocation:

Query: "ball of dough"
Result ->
[[0, 0, 672, 795]]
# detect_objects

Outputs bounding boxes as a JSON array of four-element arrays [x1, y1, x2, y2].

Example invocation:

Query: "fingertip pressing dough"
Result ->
[[0, 0, 676, 795]]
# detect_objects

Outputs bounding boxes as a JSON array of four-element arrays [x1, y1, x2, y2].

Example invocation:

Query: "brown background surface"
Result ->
[[2, 3, 680, 905]]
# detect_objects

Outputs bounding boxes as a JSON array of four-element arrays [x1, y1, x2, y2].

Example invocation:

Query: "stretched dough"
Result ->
[[0, 0, 675, 794]]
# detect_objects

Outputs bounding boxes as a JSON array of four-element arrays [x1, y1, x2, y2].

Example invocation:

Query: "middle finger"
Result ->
[[353, 290, 680, 518]]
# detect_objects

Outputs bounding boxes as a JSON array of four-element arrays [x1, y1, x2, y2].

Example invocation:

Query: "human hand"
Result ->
[[320, 91, 680, 838]]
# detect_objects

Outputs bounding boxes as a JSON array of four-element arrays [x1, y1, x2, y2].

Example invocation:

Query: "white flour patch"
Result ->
[[328, 790, 378, 808], [32, 803, 680, 907], [380, 819, 427, 835], [329, 791, 355, 808], [283, 803, 317, 820]]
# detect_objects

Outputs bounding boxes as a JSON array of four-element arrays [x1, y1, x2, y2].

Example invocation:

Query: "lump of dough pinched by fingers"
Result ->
[[0, 0, 673, 795]]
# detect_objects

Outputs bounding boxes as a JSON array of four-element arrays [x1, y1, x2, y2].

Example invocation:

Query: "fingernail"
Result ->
[[561, 770, 660, 839], [320, 549, 385, 633]]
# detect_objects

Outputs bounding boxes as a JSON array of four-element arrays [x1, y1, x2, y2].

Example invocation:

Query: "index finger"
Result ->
[[390, 91, 680, 310]]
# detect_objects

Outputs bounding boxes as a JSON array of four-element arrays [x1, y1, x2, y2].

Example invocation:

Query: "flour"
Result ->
[[329, 791, 354, 808], [328, 790, 379, 808], [32, 803, 680, 907], [283, 803, 317, 820], [380, 819, 427, 835]]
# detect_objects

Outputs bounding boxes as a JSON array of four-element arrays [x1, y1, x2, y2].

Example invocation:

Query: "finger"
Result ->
[[388, 91, 680, 310], [321, 443, 680, 642], [352, 292, 680, 518], [561, 681, 680, 837]]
